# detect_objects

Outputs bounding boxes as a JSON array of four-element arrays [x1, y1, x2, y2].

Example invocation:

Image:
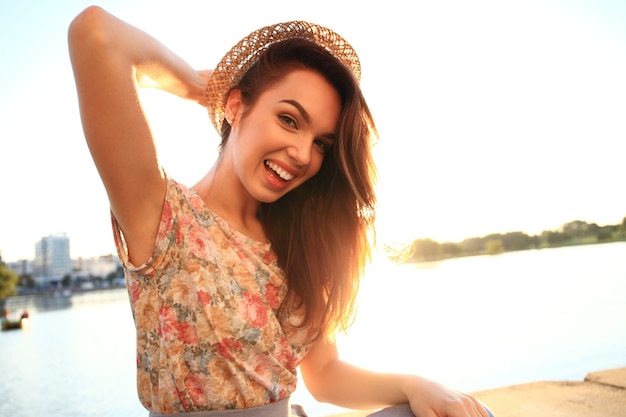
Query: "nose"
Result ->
[[285, 139, 312, 167]]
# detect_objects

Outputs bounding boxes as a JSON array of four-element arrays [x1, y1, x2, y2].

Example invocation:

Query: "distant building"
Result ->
[[6, 259, 33, 276], [73, 254, 121, 278], [33, 234, 72, 280]]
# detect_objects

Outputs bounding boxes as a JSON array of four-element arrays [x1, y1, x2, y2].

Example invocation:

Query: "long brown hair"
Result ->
[[220, 39, 377, 338]]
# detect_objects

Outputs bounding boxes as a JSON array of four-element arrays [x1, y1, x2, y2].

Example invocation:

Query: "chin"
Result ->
[[255, 189, 292, 204]]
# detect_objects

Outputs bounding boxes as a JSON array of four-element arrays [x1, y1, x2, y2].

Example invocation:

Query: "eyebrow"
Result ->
[[280, 99, 311, 124], [279, 99, 337, 142]]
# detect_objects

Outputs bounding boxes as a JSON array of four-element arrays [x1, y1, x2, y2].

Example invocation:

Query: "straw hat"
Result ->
[[205, 21, 361, 133]]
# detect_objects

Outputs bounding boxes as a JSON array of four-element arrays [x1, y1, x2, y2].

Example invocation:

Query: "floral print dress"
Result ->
[[112, 177, 317, 413]]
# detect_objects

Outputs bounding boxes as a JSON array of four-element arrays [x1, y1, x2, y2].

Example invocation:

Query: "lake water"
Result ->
[[1, 242, 625, 417]]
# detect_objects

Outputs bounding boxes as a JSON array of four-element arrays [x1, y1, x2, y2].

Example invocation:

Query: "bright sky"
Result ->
[[1, 0, 625, 262]]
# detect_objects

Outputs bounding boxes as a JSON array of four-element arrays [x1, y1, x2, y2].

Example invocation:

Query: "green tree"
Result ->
[[562, 220, 589, 239], [0, 262, 19, 300], [20, 274, 35, 289], [486, 239, 504, 255], [597, 226, 614, 241], [501, 231, 536, 251], [441, 242, 462, 258], [410, 238, 441, 262], [542, 230, 568, 246], [62, 274, 72, 287], [461, 237, 484, 255]]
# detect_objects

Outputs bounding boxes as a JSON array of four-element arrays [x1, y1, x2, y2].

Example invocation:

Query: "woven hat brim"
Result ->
[[205, 21, 361, 133]]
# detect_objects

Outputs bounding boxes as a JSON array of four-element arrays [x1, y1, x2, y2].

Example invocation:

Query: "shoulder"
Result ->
[[164, 176, 207, 218]]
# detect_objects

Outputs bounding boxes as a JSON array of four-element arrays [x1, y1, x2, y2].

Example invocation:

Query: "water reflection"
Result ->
[[0, 288, 144, 417], [1, 243, 625, 417]]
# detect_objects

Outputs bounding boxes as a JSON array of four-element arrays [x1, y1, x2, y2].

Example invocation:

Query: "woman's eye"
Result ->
[[279, 115, 297, 128], [314, 138, 331, 153]]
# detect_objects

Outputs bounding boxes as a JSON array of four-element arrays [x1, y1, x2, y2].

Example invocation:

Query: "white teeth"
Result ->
[[265, 161, 294, 181]]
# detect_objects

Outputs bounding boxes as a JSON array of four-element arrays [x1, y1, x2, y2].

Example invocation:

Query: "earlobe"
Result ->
[[225, 89, 243, 125]]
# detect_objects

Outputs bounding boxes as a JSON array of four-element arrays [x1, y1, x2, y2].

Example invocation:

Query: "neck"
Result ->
[[193, 163, 266, 243]]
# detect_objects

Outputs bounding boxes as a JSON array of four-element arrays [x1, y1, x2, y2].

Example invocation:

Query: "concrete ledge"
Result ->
[[472, 368, 626, 417]]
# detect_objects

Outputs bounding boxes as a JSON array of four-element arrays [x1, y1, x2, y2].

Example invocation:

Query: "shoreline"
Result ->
[[327, 367, 626, 417]]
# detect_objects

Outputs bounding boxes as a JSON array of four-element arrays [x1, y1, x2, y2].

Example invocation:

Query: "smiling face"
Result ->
[[222, 68, 341, 204]]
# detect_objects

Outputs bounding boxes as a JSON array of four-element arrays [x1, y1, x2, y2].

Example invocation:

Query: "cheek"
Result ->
[[304, 154, 326, 180]]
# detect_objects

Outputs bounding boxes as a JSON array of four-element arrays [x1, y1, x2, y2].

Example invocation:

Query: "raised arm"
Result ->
[[68, 6, 207, 265], [300, 338, 490, 417]]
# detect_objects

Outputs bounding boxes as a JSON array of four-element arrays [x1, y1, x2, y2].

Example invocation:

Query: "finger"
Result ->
[[453, 395, 487, 417], [473, 399, 492, 417], [199, 69, 214, 82], [479, 402, 495, 417]]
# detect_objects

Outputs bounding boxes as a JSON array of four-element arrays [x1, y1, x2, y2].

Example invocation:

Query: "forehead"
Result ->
[[262, 69, 339, 102], [261, 69, 341, 124]]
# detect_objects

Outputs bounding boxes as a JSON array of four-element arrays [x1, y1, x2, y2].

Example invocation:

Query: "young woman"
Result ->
[[69, 6, 493, 417]]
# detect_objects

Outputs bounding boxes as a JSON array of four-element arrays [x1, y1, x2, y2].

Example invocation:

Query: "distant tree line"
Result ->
[[406, 217, 626, 263], [0, 260, 20, 301]]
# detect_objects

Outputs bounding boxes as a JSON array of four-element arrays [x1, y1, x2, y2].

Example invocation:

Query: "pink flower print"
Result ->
[[159, 306, 178, 341], [248, 352, 277, 381], [274, 337, 297, 370], [187, 223, 209, 259], [262, 250, 277, 264], [157, 201, 173, 242], [175, 211, 193, 246], [238, 291, 269, 328], [190, 193, 205, 211], [129, 280, 140, 304], [265, 283, 280, 310], [197, 290, 212, 306], [176, 385, 190, 411], [184, 374, 209, 407], [176, 321, 199, 345], [216, 337, 243, 360]]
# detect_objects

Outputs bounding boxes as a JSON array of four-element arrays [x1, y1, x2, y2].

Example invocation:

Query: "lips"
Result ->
[[265, 160, 295, 181]]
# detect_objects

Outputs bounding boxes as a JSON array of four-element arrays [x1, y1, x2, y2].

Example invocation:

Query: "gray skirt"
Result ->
[[148, 398, 298, 417], [367, 402, 496, 416], [148, 399, 495, 417]]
